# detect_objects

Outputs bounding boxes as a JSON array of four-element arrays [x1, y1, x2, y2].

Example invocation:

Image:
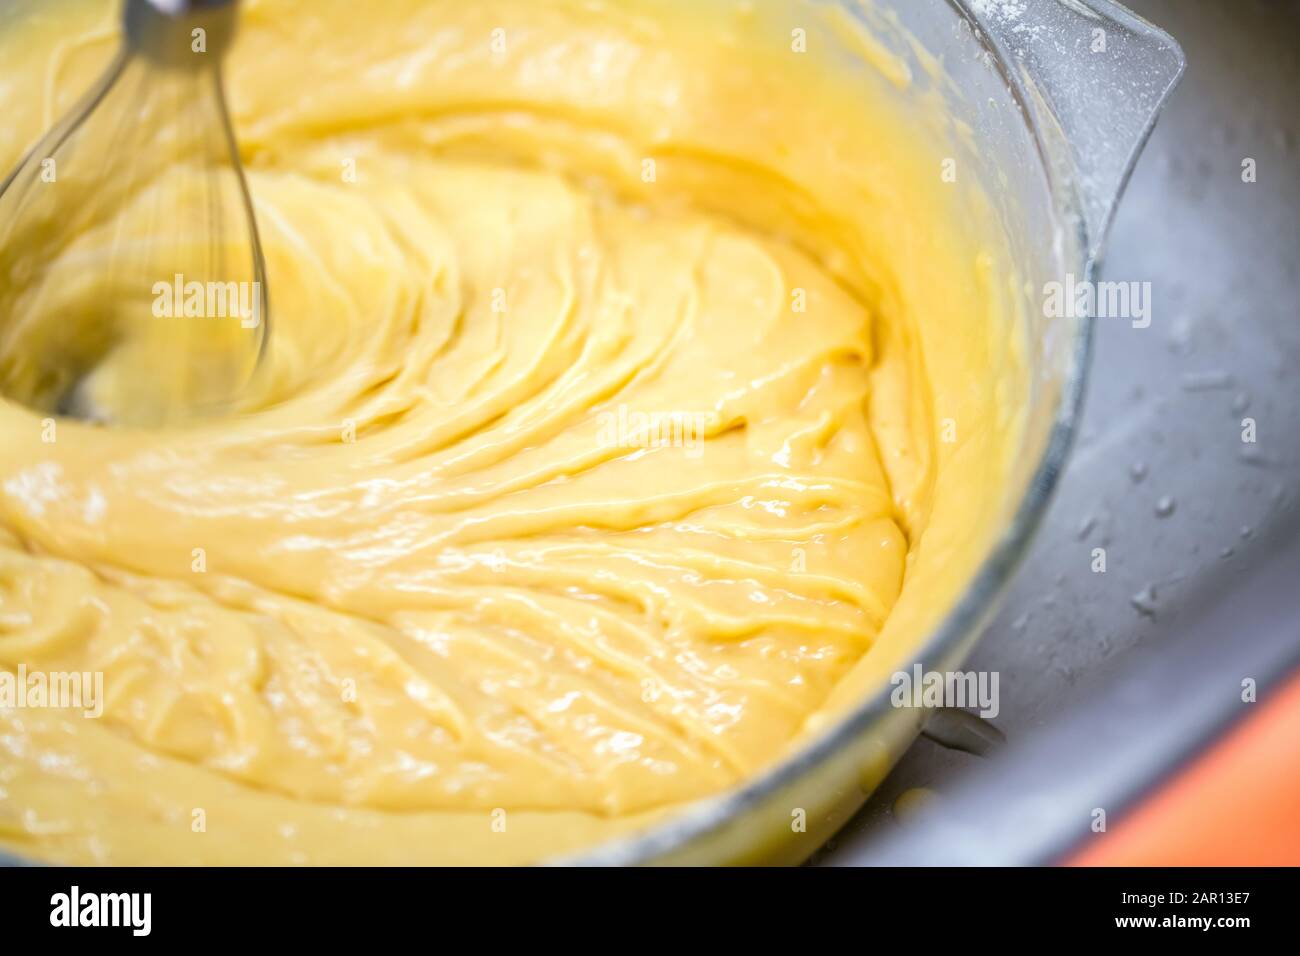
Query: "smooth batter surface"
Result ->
[[0, 0, 1024, 864]]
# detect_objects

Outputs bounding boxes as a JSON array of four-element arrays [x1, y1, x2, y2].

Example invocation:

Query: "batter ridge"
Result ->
[[0, 0, 1025, 864]]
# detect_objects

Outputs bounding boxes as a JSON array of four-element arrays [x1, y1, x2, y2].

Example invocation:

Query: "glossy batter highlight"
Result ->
[[0, 0, 1022, 864]]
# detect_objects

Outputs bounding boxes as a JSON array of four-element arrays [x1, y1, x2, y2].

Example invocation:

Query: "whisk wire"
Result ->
[[0, 0, 265, 425]]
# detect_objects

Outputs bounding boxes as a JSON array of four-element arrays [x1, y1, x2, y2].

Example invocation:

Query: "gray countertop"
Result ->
[[820, 0, 1300, 865]]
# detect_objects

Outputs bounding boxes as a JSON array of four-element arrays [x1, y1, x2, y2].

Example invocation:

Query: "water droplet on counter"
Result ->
[[1155, 496, 1176, 518], [1076, 514, 1097, 540], [1240, 525, 1254, 539], [1167, 318, 1194, 355], [1231, 392, 1251, 415], [921, 707, 1006, 756], [1131, 584, 1158, 618], [892, 787, 939, 823], [1129, 461, 1149, 484], [1180, 370, 1235, 392]]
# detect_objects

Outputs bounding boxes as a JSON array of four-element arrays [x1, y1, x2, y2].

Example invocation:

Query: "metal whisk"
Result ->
[[0, 0, 266, 426]]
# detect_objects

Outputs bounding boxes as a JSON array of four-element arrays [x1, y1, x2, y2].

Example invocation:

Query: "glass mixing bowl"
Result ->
[[0, 0, 1183, 867]]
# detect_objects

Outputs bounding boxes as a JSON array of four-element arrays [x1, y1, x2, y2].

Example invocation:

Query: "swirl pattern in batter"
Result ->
[[0, 0, 1022, 864]]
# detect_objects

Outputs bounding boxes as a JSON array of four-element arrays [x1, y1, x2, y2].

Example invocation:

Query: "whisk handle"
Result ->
[[124, 0, 240, 67]]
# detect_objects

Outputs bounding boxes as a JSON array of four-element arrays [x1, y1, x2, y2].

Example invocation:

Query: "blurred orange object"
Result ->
[[1070, 668, 1300, 866]]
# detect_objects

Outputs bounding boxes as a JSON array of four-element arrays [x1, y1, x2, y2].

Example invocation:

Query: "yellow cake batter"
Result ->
[[0, 0, 1026, 864]]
